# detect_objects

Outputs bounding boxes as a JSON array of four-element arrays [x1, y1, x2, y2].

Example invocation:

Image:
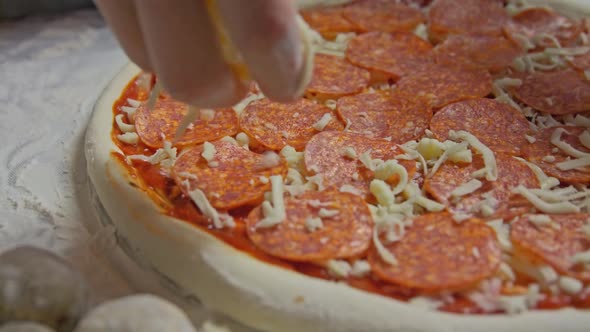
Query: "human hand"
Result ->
[[95, 0, 305, 107]]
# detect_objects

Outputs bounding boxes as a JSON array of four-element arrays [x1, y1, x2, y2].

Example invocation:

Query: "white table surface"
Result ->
[[0, 8, 142, 304], [0, 9, 259, 331]]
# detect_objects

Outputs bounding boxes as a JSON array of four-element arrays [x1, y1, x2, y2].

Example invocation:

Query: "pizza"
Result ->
[[86, 0, 590, 331]]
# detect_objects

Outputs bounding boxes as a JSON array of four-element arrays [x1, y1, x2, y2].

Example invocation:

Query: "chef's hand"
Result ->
[[95, 0, 304, 107]]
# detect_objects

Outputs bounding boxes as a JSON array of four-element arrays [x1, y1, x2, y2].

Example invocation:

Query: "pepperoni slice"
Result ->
[[509, 69, 590, 115], [505, 8, 583, 49], [300, 6, 358, 40], [335, 90, 432, 141], [428, 0, 509, 43], [369, 212, 501, 291], [430, 98, 531, 156], [304, 131, 416, 198], [394, 66, 493, 110], [341, 0, 424, 33], [522, 126, 590, 184], [571, 52, 590, 72], [134, 100, 239, 148], [172, 141, 288, 210], [305, 54, 371, 101], [424, 154, 540, 218], [239, 98, 344, 151], [346, 31, 433, 83], [433, 35, 524, 73], [511, 214, 590, 282], [246, 190, 373, 262]]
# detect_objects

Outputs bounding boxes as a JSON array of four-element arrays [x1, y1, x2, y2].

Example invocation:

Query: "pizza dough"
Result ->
[[86, 1, 590, 332], [73, 294, 195, 332]]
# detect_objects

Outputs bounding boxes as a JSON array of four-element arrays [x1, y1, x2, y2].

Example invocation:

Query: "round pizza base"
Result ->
[[86, 1, 590, 330]]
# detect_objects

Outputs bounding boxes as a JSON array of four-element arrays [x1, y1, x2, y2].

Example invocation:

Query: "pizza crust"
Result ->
[[86, 1, 590, 331]]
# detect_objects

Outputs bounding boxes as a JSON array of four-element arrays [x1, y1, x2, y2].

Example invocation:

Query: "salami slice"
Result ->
[[341, 0, 424, 33], [304, 131, 416, 198], [336, 90, 432, 141], [239, 98, 344, 151], [509, 69, 590, 115], [305, 54, 371, 101], [428, 0, 509, 43], [134, 100, 239, 148], [571, 52, 590, 72], [300, 6, 358, 40], [424, 154, 540, 218], [522, 126, 590, 184], [430, 98, 531, 156], [505, 8, 583, 49], [369, 212, 501, 291], [394, 66, 493, 110], [246, 190, 373, 262], [433, 35, 524, 73], [346, 31, 434, 83], [172, 141, 288, 210], [511, 214, 590, 282]]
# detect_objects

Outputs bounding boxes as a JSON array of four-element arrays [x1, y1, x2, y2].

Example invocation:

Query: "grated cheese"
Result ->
[[318, 208, 339, 218], [556, 156, 590, 171], [513, 185, 580, 214], [525, 134, 536, 143], [340, 184, 362, 196], [236, 132, 250, 149], [220, 136, 238, 145], [201, 142, 217, 162], [280, 145, 304, 170], [325, 99, 337, 110], [487, 219, 513, 252], [559, 276, 583, 295], [514, 156, 560, 189], [451, 179, 483, 198], [117, 132, 139, 145], [416, 137, 445, 160], [341, 146, 358, 159], [313, 113, 333, 131], [499, 262, 516, 282], [370, 180, 395, 206], [351, 260, 371, 278], [186, 187, 233, 229], [550, 127, 590, 158], [326, 260, 352, 279], [115, 114, 135, 133], [528, 214, 553, 228], [450, 131, 497, 181], [373, 160, 408, 195], [127, 141, 177, 169], [305, 217, 324, 232], [571, 250, 590, 265], [121, 106, 138, 119], [256, 175, 286, 228], [232, 92, 264, 115], [126, 98, 141, 108], [373, 228, 398, 265], [257, 151, 281, 170]]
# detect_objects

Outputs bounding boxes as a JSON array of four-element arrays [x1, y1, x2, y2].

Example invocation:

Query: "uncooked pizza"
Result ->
[[87, 1, 590, 331]]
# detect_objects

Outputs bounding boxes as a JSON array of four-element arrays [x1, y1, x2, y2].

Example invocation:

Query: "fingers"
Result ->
[[97, 0, 304, 107], [216, 0, 304, 101], [135, 0, 246, 108], [94, 0, 152, 71]]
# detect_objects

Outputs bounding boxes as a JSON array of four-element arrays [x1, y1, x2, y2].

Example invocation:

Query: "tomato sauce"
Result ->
[[109, 75, 578, 313]]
